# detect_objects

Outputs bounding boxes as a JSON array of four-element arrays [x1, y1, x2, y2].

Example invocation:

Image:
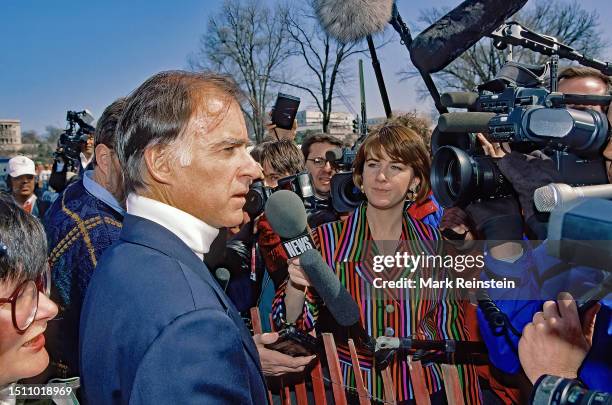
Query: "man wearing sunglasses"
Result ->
[[43, 98, 127, 380], [0, 195, 58, 393]]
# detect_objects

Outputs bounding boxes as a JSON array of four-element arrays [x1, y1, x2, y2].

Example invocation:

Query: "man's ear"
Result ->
[[143, 144, 174, 185], [94, 144, 112, 177]]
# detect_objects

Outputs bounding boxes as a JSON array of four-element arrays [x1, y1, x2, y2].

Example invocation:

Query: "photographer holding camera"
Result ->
[[459, 66, 612, 392], [48, 110, 96, 194], [217, 139, 307, 316]]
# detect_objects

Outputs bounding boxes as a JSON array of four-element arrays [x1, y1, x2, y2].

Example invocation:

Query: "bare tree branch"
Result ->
[[280, 0, 381, 132], [188, 0, 291, 143]]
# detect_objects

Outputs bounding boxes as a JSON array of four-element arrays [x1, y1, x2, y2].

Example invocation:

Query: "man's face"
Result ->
[[305, 142, 338, 197], [558, 76, 612, 175], [81, 135, 94, 157], [168, 99, 260, 228], [10, 175, 35, 199], [261, 161, 290, 188]]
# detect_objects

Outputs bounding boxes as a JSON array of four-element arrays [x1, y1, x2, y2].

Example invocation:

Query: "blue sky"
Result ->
[[1, 0, 611, 133]]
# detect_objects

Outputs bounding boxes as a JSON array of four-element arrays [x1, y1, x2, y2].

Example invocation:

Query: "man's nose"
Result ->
[[242, 151, 263, 179]]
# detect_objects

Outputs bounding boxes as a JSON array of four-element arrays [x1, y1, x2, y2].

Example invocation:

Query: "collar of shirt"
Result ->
[[22, 194, 37, 214], [82, 170, 125, 216], [80, 152, 93, 170], [126, 193, 219, 260]]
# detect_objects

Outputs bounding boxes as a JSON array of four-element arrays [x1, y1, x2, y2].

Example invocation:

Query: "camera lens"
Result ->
[[431, 126, 482, 154], [431, 146, 512, 207], [330, 171, 365, 213], [243, 180, 267, 218], [445, 159, 462, 199]]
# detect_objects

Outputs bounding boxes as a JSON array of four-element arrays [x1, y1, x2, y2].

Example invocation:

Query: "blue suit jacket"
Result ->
[[79, 214, 268, 404]]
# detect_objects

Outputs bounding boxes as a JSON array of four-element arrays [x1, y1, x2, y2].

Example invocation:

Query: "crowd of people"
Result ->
[[0, 65, 610, 405]]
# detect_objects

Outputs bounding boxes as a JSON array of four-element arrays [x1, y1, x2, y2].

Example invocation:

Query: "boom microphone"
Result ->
[[534, 183, 612, 213], [314, 0, 394, 43], [409, 0, 528, 74], [437, 112, 494, 133], [265, 191, 361, 326]]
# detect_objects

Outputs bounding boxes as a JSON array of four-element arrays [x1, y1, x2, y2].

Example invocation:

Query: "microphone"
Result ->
[[215, 267, 231, 293], [437, 112, 494, 133], [441, 92, 479, 109], [314, 0, 394, 43], [409, 0, 527, 74], [265, 191, 361, 326], [534, 183, 612, 213]]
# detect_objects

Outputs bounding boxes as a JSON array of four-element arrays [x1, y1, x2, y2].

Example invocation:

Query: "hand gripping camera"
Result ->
[[431, 62, 611, 207]]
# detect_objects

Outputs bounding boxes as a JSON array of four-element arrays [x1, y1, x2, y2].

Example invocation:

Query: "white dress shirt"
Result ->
[[126, 194, 219, 260]]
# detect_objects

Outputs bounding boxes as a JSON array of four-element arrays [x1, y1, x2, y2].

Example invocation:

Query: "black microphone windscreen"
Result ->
[[314, 0, 393, 43], [438, 112, 494, 133], [300, 249, 361, 326], [265, 190, 308, 239], [215, 267, 230, 283], [441, 92, 479, 109], [410, 0, 527, 74]]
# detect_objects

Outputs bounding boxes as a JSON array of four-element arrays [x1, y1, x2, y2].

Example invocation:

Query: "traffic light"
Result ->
[[352, 117, 359, 134]]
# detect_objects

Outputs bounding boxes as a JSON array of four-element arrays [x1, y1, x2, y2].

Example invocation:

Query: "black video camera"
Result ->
[[431, 62, 611, 208], [243, 171, 314, 218], [54, 110, 96, 173], [327, 147, 366, 213]]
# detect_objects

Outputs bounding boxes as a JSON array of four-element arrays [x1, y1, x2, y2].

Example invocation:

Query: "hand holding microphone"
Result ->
[[287, 258, 311, 291]]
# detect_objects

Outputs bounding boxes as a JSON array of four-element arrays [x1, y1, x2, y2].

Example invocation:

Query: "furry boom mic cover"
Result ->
[[314, 0, 394, 43]]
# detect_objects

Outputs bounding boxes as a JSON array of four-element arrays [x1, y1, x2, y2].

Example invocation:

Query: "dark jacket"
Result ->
[[79, 214, 268, 404], [43, 178, 123, 378]]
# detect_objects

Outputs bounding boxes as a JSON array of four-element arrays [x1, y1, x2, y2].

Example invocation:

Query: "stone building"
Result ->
[[0, 119, 21, 145]]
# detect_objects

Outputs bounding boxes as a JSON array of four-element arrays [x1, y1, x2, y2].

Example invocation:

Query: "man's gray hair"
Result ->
[[116, 70, 244, 196], [0, 194, 48, 286]]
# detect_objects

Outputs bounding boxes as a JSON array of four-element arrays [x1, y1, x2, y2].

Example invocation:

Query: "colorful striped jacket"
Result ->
[[272, 202, 482, 404]]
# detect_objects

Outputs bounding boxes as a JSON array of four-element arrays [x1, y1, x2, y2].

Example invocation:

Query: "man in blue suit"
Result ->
[[80, 71, 314, 404]]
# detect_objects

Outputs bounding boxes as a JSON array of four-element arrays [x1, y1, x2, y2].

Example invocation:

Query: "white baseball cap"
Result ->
[[8, 156, 36, 178]]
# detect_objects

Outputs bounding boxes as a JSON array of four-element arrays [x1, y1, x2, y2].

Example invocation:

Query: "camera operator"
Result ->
[[79, 133, 95, 173], [461, 66, 612, 392], [208, 139, 306, 327]]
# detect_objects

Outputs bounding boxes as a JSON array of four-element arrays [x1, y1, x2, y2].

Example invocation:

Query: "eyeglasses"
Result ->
[[306, 157, 336, 168], [0, 265, 51, 333]]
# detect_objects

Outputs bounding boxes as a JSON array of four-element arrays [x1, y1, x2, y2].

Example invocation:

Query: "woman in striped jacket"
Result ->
[[272, 124, 482, 404]]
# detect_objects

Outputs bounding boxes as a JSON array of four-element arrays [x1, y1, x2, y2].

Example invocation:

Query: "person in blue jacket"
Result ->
[[460, 129, 612, 392]]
